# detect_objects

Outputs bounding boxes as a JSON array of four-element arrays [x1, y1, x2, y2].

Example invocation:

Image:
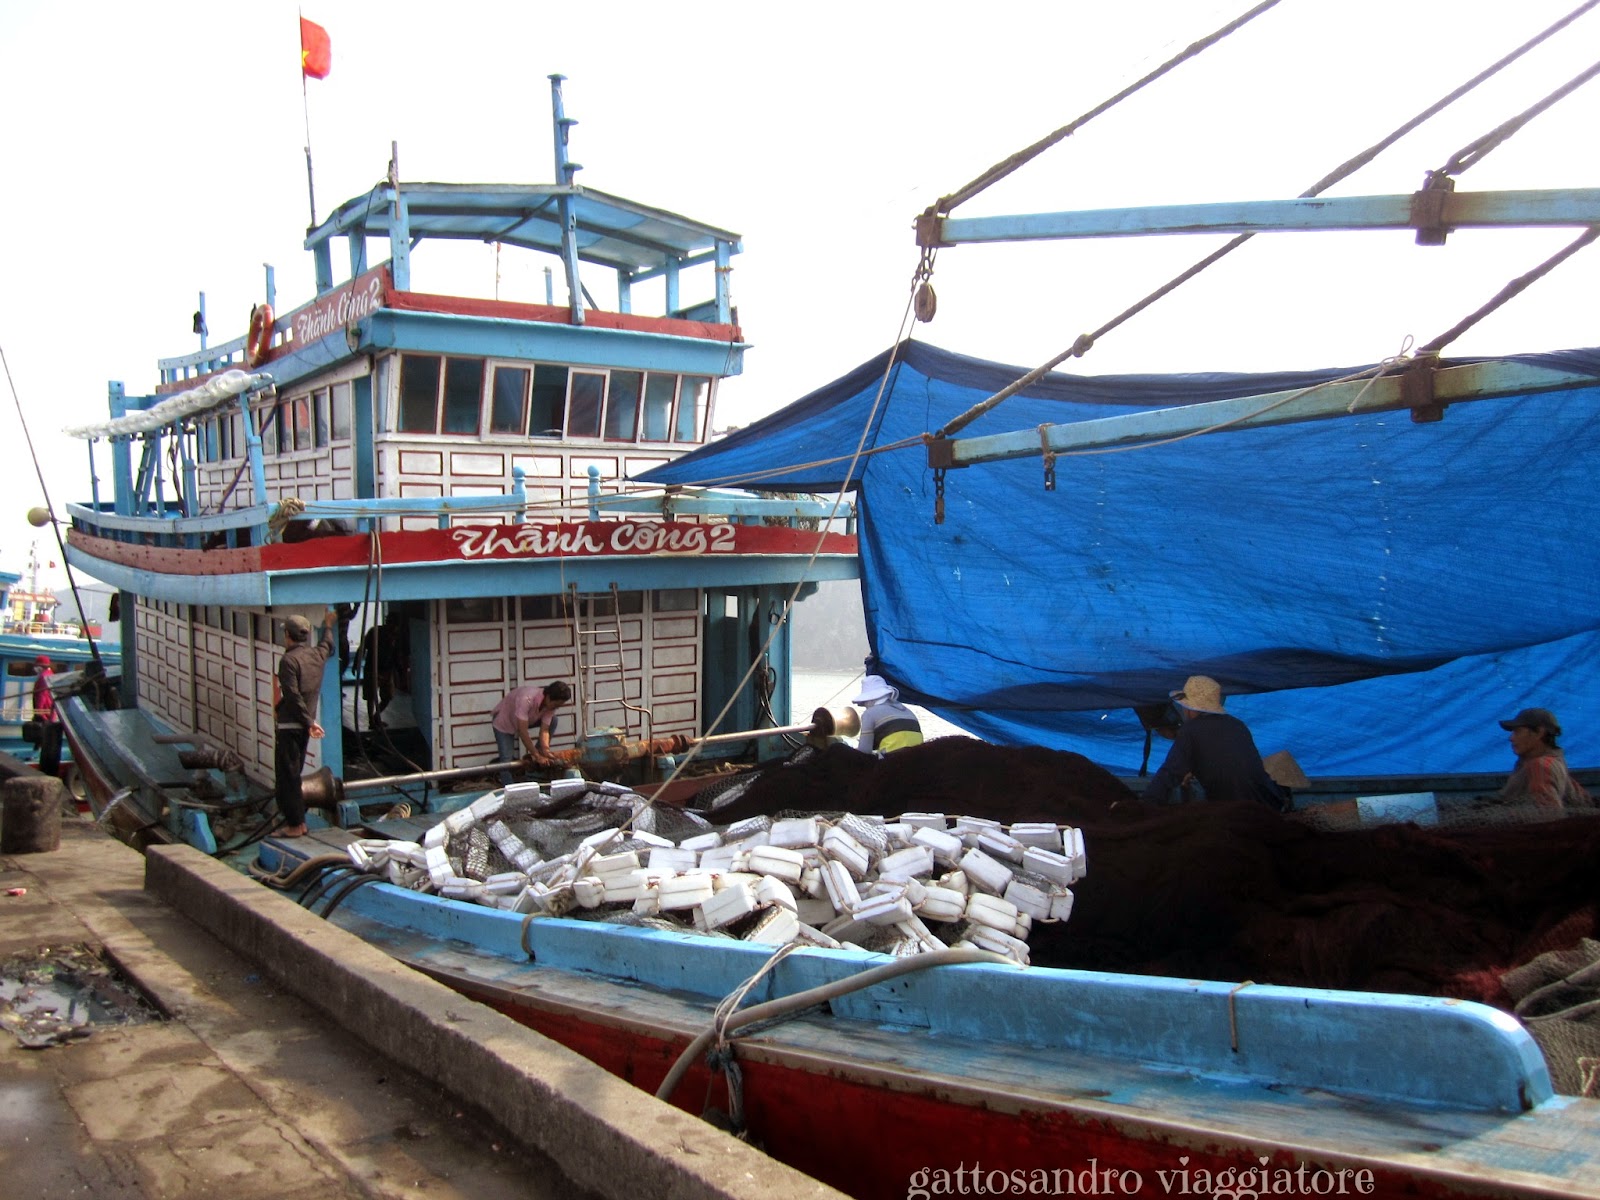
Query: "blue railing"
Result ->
[[67, 468, 852, 551]]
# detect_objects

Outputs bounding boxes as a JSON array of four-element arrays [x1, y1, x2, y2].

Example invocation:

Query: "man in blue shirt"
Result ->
[[1142, 675, 1288, 812]]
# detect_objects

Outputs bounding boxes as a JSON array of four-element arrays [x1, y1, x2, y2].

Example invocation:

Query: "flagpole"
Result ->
[[300, 10, 317, 227]]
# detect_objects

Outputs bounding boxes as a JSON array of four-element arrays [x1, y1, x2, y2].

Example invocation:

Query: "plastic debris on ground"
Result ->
[[0, 943, 164, 1049]]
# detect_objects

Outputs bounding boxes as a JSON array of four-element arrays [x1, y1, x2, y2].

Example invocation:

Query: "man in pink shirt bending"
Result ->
[[490, 680, 573, 784]]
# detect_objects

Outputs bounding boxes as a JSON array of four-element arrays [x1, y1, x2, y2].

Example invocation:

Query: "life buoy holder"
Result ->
[[246, 303, 275, 366]]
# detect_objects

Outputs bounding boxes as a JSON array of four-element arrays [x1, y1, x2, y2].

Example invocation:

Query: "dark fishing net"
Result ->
[[693, 737, 1600, 1015]]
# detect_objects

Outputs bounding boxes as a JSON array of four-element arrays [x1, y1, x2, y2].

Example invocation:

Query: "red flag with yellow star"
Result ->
[[300, 17, 331, 80]]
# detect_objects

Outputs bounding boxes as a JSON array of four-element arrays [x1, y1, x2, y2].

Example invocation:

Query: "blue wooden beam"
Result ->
[[360, 310, 748, 378], [942, 361, 1600, 467], [930, 188, 1600, 246], [596, 492, 848, 520]]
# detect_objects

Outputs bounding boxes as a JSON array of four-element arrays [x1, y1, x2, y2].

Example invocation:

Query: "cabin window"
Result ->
[[675, 376, 709, 442], [293, 396, 313, 451], [528, 364, 567, 436], [274, 401, 291, 455], [653, 588, 697, 612], [519, 596, 564, 620], [331, 382, 352, 441], [605, 371, 643, 441], [567, 372, 605, 438], [489, 365, 530, 435], [232, 612, 250, 638], [641, 373, 676, 441], [313, 388, 331, 448], [398, 355, 442, 433], [441, 358, 485, 435], [230, 413, 242, 460], [445, 596, 501, 624], [253, 614, 273, 642], [616, 591, 643, 615]]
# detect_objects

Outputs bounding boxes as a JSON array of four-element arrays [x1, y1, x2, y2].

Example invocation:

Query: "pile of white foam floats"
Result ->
[[343, 780, 1086, 966]]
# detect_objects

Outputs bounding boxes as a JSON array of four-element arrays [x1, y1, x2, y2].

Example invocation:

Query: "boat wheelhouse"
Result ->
[[62, 76, 856, 839]]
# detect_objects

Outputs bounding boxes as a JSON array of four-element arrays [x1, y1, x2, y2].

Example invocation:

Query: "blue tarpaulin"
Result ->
[[637, 341, 1600, 776]]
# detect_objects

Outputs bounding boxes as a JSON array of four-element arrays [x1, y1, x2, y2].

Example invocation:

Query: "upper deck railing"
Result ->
[[66, 466, 852, 554]]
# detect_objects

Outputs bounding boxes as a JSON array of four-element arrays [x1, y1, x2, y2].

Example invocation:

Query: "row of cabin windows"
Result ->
[[397, 356, 710, 444], [196, 357, 713, 466], [200, 384, 352, 464], [444, 588, 699, 624]]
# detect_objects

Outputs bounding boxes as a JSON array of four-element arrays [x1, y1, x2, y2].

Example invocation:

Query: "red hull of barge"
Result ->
[[434, 971, 1535, 1200]]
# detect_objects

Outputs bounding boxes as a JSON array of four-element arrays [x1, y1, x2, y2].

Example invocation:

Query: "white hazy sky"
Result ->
[[1, 0, 1596, 589]]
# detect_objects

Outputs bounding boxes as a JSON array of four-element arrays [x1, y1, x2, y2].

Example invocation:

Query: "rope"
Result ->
[[936, 1, 1600, 439], [655, 946, 1009, 1105], [621, 260, 929, 825], [697, 942, 800, 1134], [207, 402, 279, 515], [1030, 345, 1418, 462], [266, 495, 307, 540], [1228, 979, 1255, 1051], [1431, 58, 1600, 182], [1418, 225, 1600, 356], [0, 338, 107, 675], [933, 0, 1284, 217], [1297, 0, 1600, 197]]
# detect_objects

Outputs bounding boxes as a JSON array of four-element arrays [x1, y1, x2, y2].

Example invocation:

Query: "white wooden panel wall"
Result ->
[[133, 601, 314, 789], [430, 591, 702, 771]]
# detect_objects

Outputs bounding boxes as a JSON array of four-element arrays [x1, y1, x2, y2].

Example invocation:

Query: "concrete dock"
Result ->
[[0, 813, 846, 1200]]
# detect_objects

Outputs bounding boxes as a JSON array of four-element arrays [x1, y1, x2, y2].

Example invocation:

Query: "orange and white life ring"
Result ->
[[246, 303, 275, 366]]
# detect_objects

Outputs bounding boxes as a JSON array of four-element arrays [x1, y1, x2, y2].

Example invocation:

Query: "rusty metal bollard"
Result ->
[[1, 775, 66, 854]]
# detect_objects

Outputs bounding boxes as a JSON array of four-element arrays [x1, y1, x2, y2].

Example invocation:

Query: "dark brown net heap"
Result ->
[[700, 737, 1600, 1006]]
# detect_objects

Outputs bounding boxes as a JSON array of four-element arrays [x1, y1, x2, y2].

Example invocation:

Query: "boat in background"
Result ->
[[0, 548, 118, 777]]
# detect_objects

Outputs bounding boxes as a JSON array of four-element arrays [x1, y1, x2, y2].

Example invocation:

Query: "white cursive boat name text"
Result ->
[[451, 523, 737, 559], [292, 268, 387, 346]]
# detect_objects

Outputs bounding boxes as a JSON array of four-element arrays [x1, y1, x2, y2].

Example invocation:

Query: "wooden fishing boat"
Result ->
[[52, 19, 1600, 1196]]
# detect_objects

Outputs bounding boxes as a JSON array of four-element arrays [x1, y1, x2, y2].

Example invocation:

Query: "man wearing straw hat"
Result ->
[[1141, 675, 1289, 811]]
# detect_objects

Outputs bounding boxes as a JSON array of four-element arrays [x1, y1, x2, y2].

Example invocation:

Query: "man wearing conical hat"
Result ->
[[1141, 675, 1288, 811], [852, 674, 924, 755]]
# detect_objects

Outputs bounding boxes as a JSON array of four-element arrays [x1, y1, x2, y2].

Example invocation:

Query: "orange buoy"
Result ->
[[246, 303, 275, 366]]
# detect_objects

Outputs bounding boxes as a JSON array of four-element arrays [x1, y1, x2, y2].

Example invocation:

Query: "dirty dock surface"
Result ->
[[0, 820, 594, 1199], [0, 817, 838, 1200]]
